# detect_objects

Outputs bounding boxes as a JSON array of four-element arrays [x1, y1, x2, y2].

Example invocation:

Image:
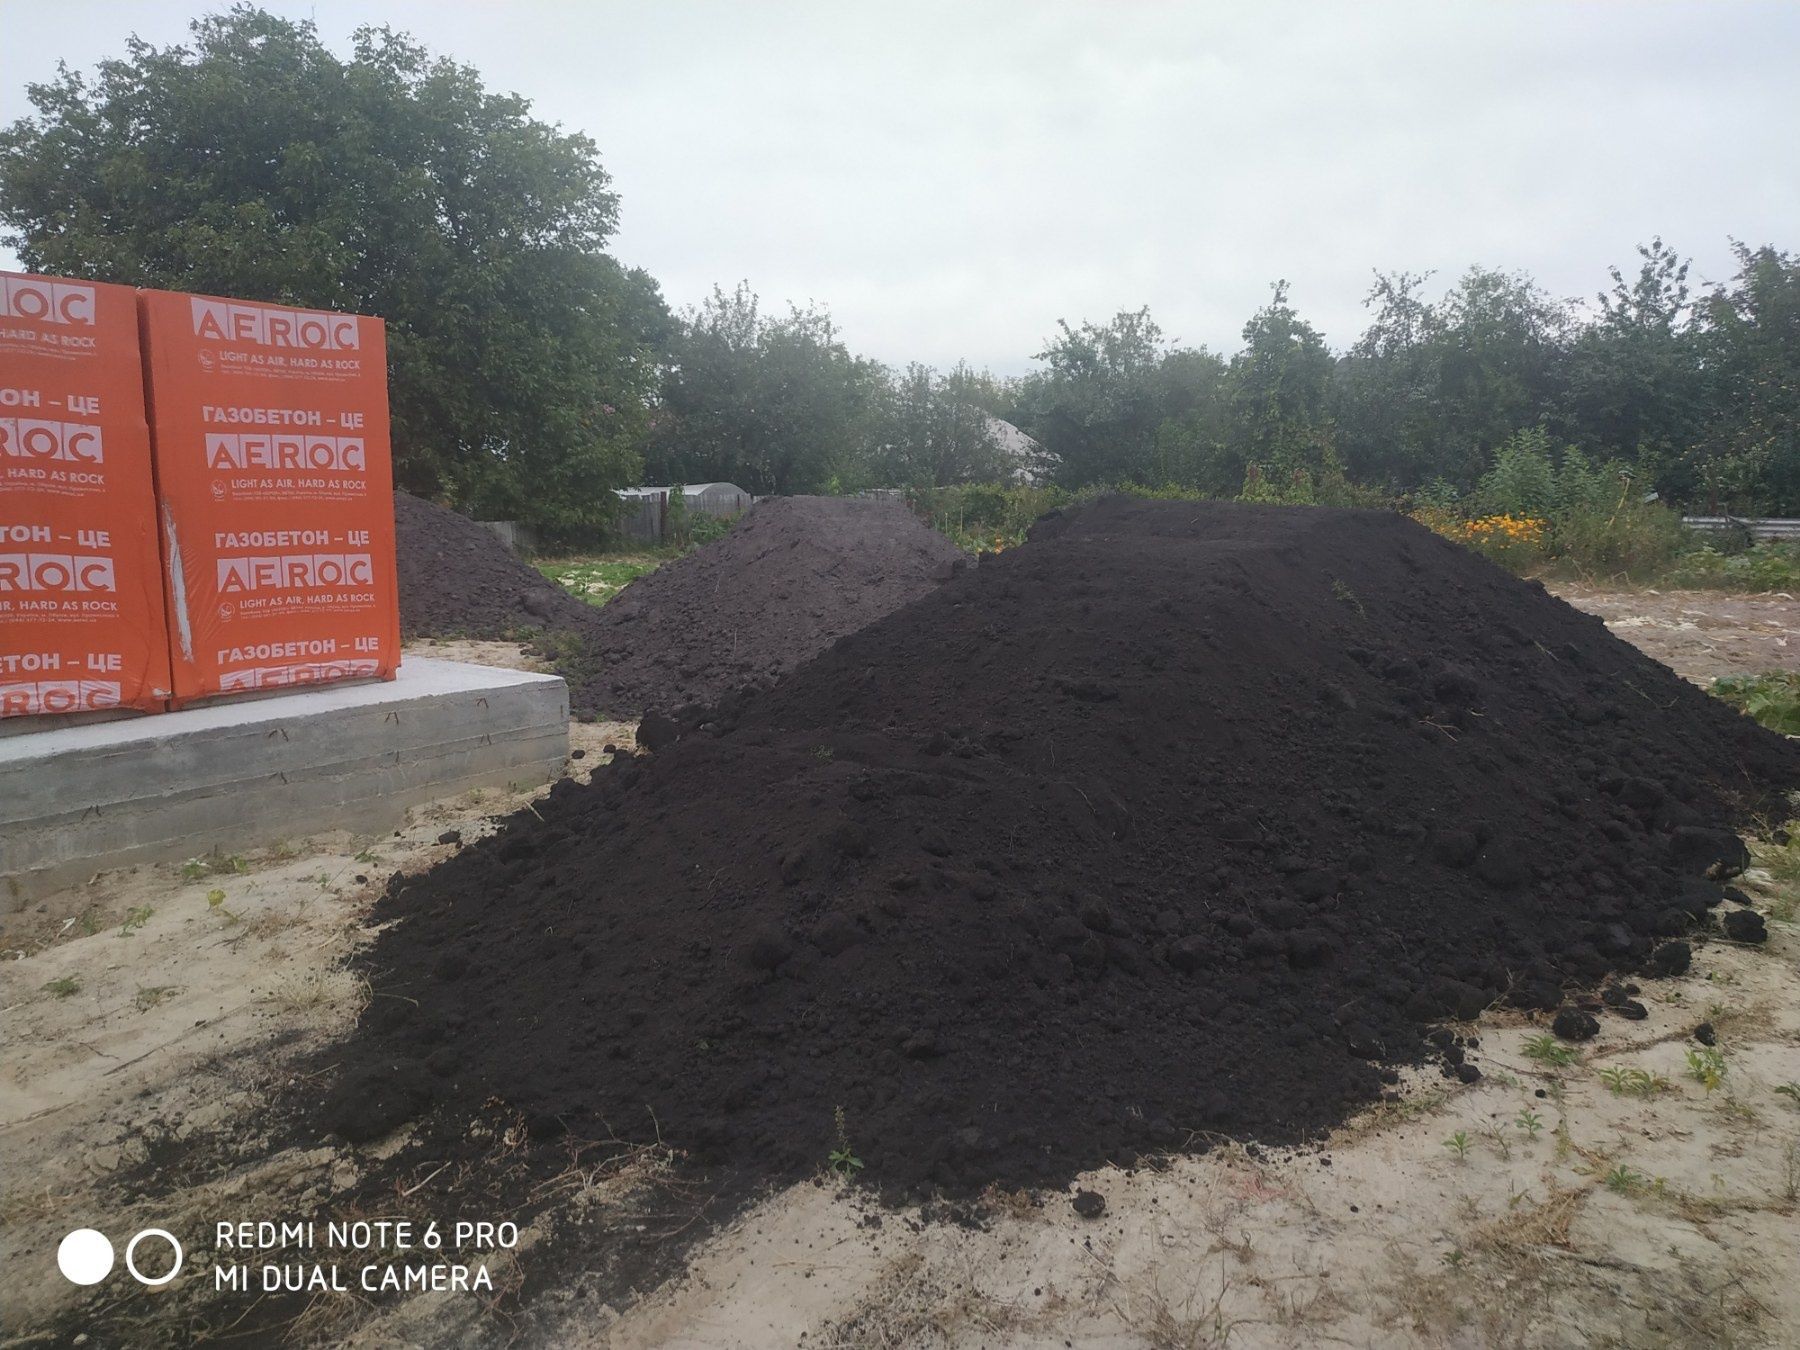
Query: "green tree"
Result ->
[[1561, 238, 1704, 495], [648, 283, 884, 495], [1685, 243, 1800, 514], [1228, 281, 1338, 482], [1334, 269, 1441, 489], [0, 5, 667, 531], [875, 361, 1012, 487], [1013, 308, 1229, 488]]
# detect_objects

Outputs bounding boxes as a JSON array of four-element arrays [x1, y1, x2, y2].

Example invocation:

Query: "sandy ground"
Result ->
[[2, 610, 1796, 1348], [1552, 585, 1796, 684]]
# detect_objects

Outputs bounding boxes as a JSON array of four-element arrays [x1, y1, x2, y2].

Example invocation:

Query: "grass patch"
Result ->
[[1521, 1033, 1579, 1068], [1749, 822, 1799, 919], [1666, 541, 1800, 593], [179, 851, 248, 881], [537, 554, 671, 606], [1710, 671, 1800, 735], [42, 975, 80, 999]]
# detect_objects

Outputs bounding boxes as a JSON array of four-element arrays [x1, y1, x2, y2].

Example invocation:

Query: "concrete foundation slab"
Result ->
[[1, 658, 569, 905]]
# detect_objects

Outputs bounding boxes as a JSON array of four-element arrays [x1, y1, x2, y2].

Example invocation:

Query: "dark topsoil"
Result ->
[[395, 490, 598, 641], [331, 498, 1800, 1199], [394, 492, 965, 718]]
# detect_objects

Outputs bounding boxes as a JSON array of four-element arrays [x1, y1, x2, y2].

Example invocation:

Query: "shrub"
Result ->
[[908, 483, 1068, 552], [1667, 542, 1800, 593], [1416, 429, 1692, 579], [1710, 672, 1800, 735]]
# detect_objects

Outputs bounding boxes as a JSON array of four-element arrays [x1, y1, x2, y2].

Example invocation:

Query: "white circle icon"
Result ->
[[57, 1229, 115, 1285], [126, 1228, 184, 1286]]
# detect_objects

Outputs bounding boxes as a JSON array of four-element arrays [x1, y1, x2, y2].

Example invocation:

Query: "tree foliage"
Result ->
[[0, 5, 668, 530], [3, 7, 1794, 518], [646, 283, 888, 495]]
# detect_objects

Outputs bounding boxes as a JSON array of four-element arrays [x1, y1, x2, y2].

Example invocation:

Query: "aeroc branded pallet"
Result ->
[[137, 289, 400, 707], [0, 272, 174, 717], [0, 272, 401, 719]]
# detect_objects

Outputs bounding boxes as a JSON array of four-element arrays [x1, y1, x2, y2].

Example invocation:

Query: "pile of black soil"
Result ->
[[565, 495, 966, 716], [395, 491, 596, 641], [395, 492, 965, 719], [329, 498, 1799, 1198]]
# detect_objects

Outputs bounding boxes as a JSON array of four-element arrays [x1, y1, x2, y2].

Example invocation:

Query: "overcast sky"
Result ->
[[3, 1, 1796, 374]]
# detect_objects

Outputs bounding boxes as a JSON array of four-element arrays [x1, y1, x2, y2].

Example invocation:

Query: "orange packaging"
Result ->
[[136, 289, 400, 706], [1, 271, 173, 717]]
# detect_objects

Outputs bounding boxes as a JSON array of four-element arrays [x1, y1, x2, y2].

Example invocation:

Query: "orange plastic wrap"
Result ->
[[137, 289, 400, 706], [1, 271, 173, 717]]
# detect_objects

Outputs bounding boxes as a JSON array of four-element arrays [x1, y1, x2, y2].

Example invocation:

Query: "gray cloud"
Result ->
[[4, 1, 1795, 373]]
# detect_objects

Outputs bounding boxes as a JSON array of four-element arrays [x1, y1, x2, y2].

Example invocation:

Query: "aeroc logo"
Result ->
[[0, 276, 96, 326], [205, 432, 364, 473], [1, 417, 105, 465], [191, 297, 359, 351]]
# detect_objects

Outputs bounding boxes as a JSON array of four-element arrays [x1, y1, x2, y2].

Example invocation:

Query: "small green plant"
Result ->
[[1443, 1130, 1473, 1162], [811, 745, 834, 761], [1775, 1083, 1800, 1110], [1710, 672, 1800, 736], [1604, 1163, 1648, 1195], [1485, 1123, 1512, 1161], [1750, 824, 1800, 922], [42, 975, 80, 999], [1685, 1046, 1727, 1093], [117, 905, 153, 937], [205, 888, 240, 924], [1599, 1066, 1670, 1099], [134, 985, 179, 1012], [1522, 1034, 1578, 1068], [354, 850, 378, 865], [179, 852, 247, 881], [1329, 576, 1366, 617], [1515, 1107, 1545, 1139], [828, 1105, 864, 1178]]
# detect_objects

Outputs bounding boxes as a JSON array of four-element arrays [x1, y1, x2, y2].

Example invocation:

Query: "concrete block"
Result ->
[[1, 658, 568, 905]]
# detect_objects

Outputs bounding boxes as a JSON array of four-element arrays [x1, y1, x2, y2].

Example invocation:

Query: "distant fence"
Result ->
[[476, 520, 539, 554], [616, 487, 756, 545], [1682, 517, 1800, 542], [617, 493, 669, 545]]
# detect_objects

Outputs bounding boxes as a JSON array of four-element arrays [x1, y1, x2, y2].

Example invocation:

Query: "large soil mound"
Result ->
[[394, 491, 596, 641], [394, 492, 964, 718], [332, 498, 1799, 1197]]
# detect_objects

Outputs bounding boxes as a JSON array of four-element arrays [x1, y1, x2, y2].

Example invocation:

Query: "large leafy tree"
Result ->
[[1686, 243, 1800, 513], [647, 283, 884, 495], [0, 5, 668, 530], [875, 361, 1012, 487], [1227, 281, 1337, 483], [1013, 308, 1231, 488]]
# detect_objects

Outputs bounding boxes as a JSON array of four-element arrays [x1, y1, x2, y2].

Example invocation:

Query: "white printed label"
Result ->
[[1, 276, 96, 326], [1, 417, 104, 464], [191, 298, 359, 350]]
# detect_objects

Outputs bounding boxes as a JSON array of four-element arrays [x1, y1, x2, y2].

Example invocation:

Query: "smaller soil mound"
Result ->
[[395, 492, 595, 641], [564, 496, 966, 717], [395, 492, 966, 719]]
